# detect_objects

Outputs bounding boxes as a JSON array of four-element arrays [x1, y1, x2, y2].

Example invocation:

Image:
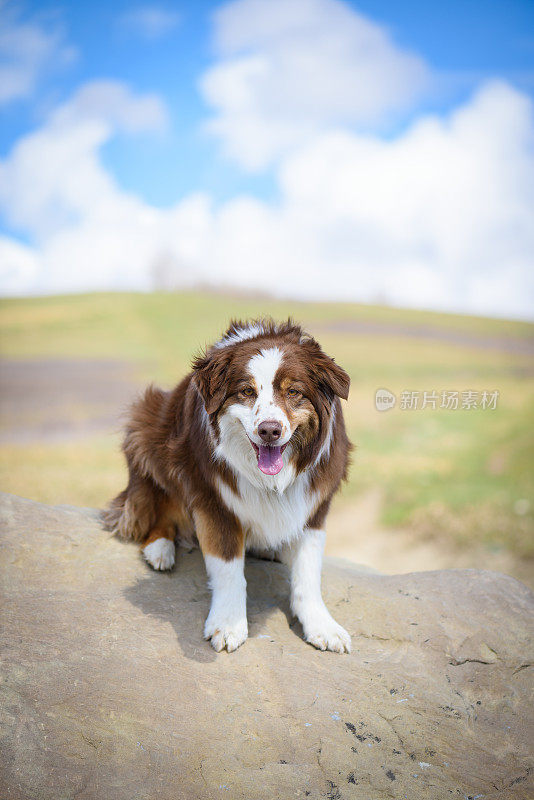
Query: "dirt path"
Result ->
[[313, 318, 534, 356], [327, 489, 533, 588], [0, 358, 144, 443]]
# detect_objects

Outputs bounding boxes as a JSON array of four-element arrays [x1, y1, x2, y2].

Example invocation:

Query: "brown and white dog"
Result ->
[[104, 319, 352, 653]]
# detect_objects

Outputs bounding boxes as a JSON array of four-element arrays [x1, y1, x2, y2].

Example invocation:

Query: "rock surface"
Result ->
[[0, 493, 533, 800]]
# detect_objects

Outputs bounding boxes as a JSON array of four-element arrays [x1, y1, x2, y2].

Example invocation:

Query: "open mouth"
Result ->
[[248, 438, 288, 476]]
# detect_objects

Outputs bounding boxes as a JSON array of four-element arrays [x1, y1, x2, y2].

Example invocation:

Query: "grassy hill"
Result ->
[[1, 290, 533, 570]]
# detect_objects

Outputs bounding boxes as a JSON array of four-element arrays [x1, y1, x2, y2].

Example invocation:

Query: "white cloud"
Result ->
[[119, 6, 181, 40], [50, 81, 170, 133], [269, 81, 534, 316], [0, 236, 40, 294], [1, 79, 533, 317], [0, 2, 76, 105], [201, 0, 429, 170], [0, 81, 206, 295], [282, 83, 533, 316], [0, 81, 168, 239]]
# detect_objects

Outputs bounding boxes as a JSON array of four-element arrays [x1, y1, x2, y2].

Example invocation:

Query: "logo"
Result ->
[[375, 388, 396, 412]]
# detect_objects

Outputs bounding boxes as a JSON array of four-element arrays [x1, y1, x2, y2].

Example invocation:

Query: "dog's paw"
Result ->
[[143, 538, 175, 571], [204, 614, 248, 653], [303, 613, 351, 654]]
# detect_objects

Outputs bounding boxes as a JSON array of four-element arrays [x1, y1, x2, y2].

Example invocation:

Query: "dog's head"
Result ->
[[193, 319, 349, 478]]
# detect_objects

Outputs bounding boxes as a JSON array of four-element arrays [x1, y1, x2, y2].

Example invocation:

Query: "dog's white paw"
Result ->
[[204, 614, 248, 653], [303, 612, 351, 654], [143, 538, 175, 571]]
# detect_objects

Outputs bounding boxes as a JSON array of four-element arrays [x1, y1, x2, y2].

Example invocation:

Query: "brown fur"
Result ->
[[103, 318, 352, 561]]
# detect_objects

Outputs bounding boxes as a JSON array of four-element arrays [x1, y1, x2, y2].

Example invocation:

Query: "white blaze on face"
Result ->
[[247, 347, 290, 443], [215, 345, 292, 480]]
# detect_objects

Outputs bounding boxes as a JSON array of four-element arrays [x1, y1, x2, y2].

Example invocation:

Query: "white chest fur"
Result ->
[[216, 471, 317, 550], [214, 401, 319, 549]]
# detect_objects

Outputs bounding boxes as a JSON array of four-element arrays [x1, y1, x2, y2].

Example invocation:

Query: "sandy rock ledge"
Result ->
[[0, 493, 533, 800]]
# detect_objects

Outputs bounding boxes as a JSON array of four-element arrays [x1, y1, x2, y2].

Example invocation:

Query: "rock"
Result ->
[[0, 493, 533, 800]]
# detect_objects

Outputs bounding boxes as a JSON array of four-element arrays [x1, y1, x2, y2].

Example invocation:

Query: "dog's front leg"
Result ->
[[280, 528, 351, 653], [193, 509, 247, 652]]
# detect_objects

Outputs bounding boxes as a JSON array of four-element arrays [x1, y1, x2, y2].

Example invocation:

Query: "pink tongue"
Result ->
[[257, 445, 284, 475]]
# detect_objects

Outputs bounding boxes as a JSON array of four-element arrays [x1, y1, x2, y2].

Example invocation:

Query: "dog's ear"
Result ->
[[305, 341, 350, 401], [192, 349, 231, 414]]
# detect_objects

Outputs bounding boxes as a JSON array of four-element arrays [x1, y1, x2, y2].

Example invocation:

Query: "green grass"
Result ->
[[1, 290, 533, 563], [2, 290, 532, 377], [0, 435, 124, 509]]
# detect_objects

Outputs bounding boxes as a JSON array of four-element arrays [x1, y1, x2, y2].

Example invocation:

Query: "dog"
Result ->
[[104, 319, 352, 653]]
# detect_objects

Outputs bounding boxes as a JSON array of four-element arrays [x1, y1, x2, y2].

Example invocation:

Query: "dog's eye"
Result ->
[[241, 387, 256, 397], [287, 388, 301, 398]]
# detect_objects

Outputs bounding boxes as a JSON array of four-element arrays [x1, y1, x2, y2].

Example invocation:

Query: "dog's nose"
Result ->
[[258, 420, 282, 443]]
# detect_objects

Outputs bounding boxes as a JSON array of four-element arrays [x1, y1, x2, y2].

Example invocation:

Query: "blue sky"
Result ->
[[2, 0, 533, 207], [1, 0, 533, 316]]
